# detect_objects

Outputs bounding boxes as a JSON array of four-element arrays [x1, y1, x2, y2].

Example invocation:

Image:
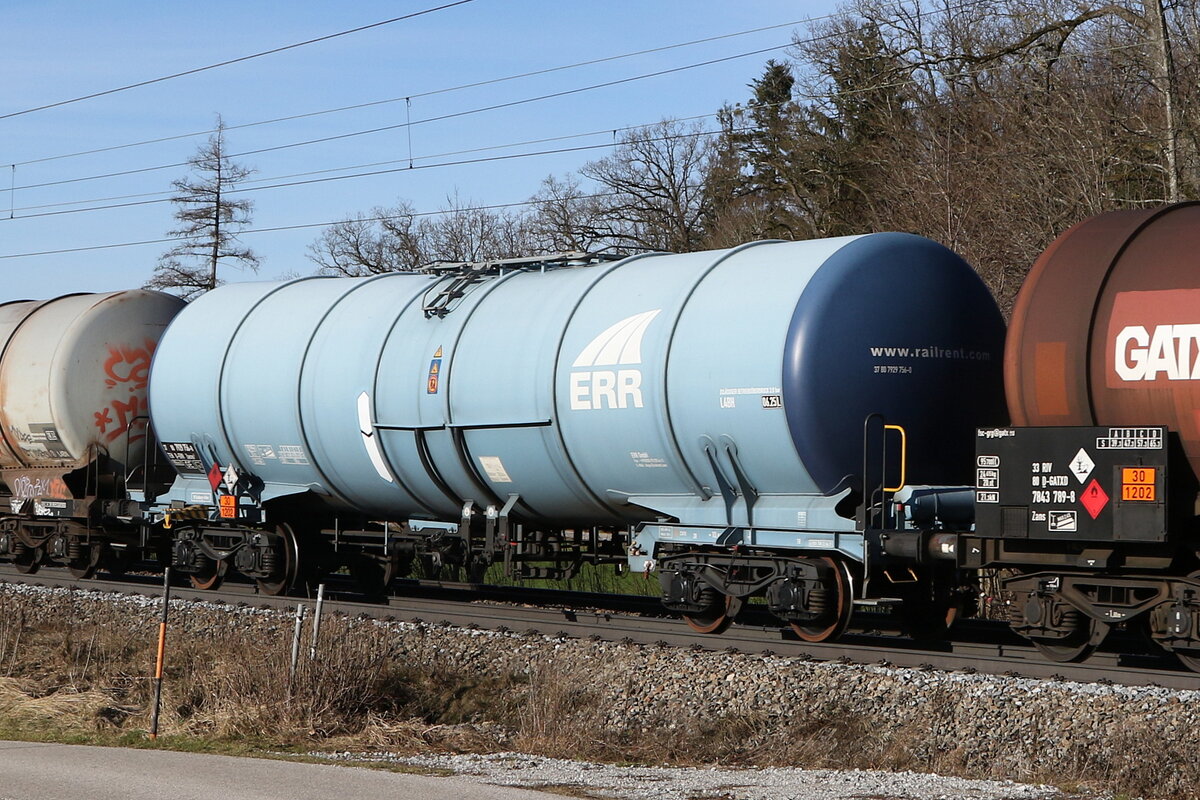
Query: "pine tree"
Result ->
[[146, 116, 259, 299]]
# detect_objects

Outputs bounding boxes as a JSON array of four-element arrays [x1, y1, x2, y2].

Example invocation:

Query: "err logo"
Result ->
[[569, 309, 661, 411], [1107, 289, 1200, 385]]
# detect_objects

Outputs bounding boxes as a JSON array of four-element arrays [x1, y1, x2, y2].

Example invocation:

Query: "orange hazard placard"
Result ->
[[1121, 467, 1156, 502], [218, 495, 237, 519]]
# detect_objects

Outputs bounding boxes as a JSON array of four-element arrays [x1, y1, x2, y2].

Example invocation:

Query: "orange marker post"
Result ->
[[149, 567, 171, 740]]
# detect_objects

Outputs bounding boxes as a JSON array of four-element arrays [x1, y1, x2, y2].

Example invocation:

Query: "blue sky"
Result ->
[[0, 1, 841, 297]]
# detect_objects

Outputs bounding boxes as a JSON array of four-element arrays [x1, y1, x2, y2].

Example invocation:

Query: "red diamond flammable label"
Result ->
[[1081, 479, 1109, 519], [207, 462, 223, 491]]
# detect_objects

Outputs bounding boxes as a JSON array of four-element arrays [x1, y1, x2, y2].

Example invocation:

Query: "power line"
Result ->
[[13, 0, 1009, 167], [11, 110, 729, 214], [5, 0, 1008, 188], [0, 0, 1155, 252], [8, 126, 736, 220], [7, 52, 1167, 215], [0, 189, 628, 260], [0, 122, 1166, 261], [0, 1, 478, 121], [10, 42, 793, 193], [9, 17, 814, 168], [6, 2, 1149, 197]]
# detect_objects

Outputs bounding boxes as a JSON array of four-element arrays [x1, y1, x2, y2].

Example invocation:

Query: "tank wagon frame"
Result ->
[[963, 203, 1200, 667], [0, 292, 184, 579], [138, 234, 1003, 640]]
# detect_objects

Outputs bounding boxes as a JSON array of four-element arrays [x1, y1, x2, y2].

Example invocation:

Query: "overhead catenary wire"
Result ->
[[0, 0, 1168, 261], [10, 0, 1014, 168], [5, 53, 1170, 219], [6, 18, 1159, 196], [0, 187, 651, 260], [0, 0, 478, 121], [8, 42, 796, 194], [0, 125, 1149, 262], [10, 111, 730, 214], [4, 0, 1009, 186], [7, 17, 818, 168], [6, 126, 740, 220]]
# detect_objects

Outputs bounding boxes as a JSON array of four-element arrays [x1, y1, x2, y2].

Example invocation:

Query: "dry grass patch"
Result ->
[[1, 587, 1198, 799]]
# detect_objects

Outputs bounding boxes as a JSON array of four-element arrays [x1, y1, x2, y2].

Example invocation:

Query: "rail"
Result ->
[[3, 566, 1198, 690]]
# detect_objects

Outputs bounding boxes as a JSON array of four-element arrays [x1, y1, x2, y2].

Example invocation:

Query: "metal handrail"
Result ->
[[883, 424, 908, 493]]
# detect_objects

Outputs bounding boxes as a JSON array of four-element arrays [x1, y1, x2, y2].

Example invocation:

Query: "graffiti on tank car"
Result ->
[[93, 395, 145, 443], [10, 474, 69, 500], [9, 426, 36, 445], [103, 341, 154, 389], [92, 340, 156, 444]]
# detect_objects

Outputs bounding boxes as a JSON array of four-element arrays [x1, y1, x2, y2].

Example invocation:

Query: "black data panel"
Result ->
[[974, 426, 1168, 542]]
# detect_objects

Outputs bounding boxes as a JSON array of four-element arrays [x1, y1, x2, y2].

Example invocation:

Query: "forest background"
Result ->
[[305, 0, 1197, 314]]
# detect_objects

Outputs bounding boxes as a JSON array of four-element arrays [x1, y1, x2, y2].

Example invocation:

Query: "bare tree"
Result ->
[[421, 192, 534, 261], [308, 202, 425, 276], [146, 116, 258, 299], [577, 118, 714, 252], [308, 194, 534, 276], [526, 174, 631, 253]]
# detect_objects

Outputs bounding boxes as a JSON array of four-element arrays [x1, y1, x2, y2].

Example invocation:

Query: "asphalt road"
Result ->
[[0, 741, 568, 800]]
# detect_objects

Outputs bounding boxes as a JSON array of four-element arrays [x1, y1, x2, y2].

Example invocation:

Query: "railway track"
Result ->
[[3, 565, 1199, 691]]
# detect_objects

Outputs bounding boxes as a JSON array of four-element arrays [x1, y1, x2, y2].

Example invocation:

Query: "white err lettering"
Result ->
[[569, 369, 644, 410], [1116, 323, 1200, 381]]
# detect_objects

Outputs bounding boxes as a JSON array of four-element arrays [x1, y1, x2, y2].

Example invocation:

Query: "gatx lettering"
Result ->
[[1114, 324, 1200, 381]]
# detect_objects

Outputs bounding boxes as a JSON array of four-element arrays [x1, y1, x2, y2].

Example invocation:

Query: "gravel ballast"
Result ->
[[1, 581, 1190, 798], [320, 750, 1064, 799]]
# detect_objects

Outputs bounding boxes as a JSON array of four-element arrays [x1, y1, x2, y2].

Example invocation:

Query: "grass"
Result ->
[[408, 557, 659, 596], [0, 585, 1193, 799]]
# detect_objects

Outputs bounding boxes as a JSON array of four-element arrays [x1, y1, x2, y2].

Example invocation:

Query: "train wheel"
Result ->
[[256, 523, 300, 596], [189, 558, 227, 590], [1175, 650, 1200, 673], [684, 593, 736, 635], [13, 546, 41, 575], [67, 545, 102, 580], [790, 556, 853, 643], [1030, 618, 1108, 663]]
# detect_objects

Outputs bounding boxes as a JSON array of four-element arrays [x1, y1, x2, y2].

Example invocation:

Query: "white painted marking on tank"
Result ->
[[356, 391, 395, 484], [571, 309, 661, 367], [569, 369, 644, 410]]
